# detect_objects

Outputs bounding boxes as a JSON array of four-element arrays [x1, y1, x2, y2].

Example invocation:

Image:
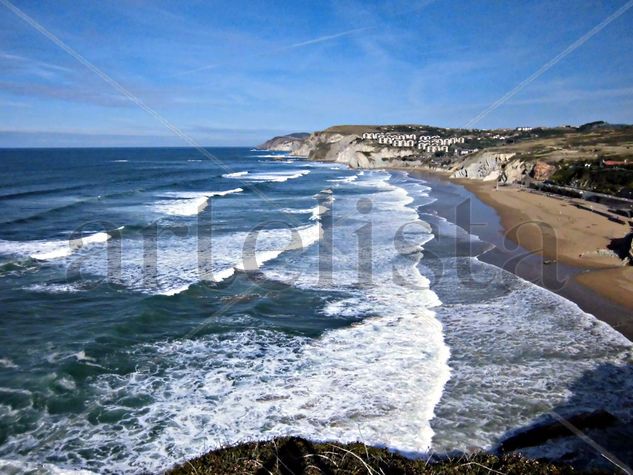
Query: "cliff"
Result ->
[[265, 123, 633, 192], [291, 126, 440, 170], [288, 127, 527, 177], [287, 125, 518, 174], [257, 133, 309, 152]]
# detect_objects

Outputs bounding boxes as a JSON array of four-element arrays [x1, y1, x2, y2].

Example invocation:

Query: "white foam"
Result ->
[[158, 284, 193, 296], [211, 188, 244, 197], [0, 459, 97, 475], [221, 171, 249, 178], [279, 207, 314, 214], [321, 297, 377, 318], [0, 170, 451, 473], [153, 189, 243, 216], [0, 358, 17, 369], [236, 223, 321, 273], [72, 231, 110, 246], [429, 257, 633, 453], [295, 162, 346, 169], [154, 196, 209, 217], [310, 205, 324, 221], [279, 205, 322, 221], [8, 307, 447, 473], [59, 218, 322, 296], [74, 351, 96, 362], [247, 154, 291, 158], [25, 283, 83, 294], [327, 175, 358, 184], [226, 170, 310, 183], [30, 245, 74, 260], [258, 171, 449, 449], [6, 166, 633, 474], [160, 189, 243, 199], [0, 228, 122, 262]]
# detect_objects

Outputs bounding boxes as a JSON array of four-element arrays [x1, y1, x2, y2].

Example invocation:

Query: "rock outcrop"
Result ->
[[257, 133, 309, 152], [531, 160, 557, 181], [291, 130, 434, 169], [261, 127, 567, 186], [450, 152, 518, 181], [292, 132, 355, 160], [290, 129, 537, 178]]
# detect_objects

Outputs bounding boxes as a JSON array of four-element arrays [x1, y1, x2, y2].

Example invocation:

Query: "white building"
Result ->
[[364, 132, 465, 150]]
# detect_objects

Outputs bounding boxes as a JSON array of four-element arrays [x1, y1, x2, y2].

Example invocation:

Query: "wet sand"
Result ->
[[460, 180, 630, 269], [409, 171, 633, 340]]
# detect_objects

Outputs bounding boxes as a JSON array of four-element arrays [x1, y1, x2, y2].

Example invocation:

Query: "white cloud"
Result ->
[[284, 27, 372, 49]]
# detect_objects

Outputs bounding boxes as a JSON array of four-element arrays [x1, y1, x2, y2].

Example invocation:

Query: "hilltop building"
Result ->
[[362, 132, 465, 152]]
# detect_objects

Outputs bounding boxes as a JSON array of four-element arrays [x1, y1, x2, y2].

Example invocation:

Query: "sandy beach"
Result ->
[[459, 179, 633, 315]]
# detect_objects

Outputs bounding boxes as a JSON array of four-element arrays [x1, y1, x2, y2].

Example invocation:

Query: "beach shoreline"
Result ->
[[407, 169, 633, 341]]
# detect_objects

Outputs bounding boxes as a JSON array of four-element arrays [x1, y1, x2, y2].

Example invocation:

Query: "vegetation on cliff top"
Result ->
[[166, 437, 578, 474], [550, 160, 633, 195], [261, 122, 633, 196]]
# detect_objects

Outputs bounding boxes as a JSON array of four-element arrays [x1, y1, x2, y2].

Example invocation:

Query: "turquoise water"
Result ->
[[0, 148, 631, 473]]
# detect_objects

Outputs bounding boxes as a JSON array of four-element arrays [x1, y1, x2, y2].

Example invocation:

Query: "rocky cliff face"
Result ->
[[292, 130, 430, 169], [257, 133, 309, 152], [294, 131, 551, 182], [450, 152, 519, 181], [292, 132, 354, 160], [448, 154, 560, 183], [531, 161, 557, 181], [263, 123, 633, 191], [271, 128, 557, 185]]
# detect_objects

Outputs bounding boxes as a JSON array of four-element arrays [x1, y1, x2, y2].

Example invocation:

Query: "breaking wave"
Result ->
[[153, 189, 243, 216], [221, 171, 249, 178], [225, 170, 310, 183], [0, 227, 124, 262]]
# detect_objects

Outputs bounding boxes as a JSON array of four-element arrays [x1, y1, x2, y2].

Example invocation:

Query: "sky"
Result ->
[[1, 0, 633, 147]]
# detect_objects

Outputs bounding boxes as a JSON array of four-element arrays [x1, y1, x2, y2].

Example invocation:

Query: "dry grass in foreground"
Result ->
[[165, 436, 581, 474]]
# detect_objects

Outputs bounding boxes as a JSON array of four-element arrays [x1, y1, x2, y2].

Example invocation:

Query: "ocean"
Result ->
[[0, 147, 631, 473]]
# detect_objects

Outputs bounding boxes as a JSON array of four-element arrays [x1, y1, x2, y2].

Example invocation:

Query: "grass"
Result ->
[[323, 125, 470, 137], [165, 437, 579, 474], [302, 123, 633, 195], [487, 127, 633, 164], [550, 162, 633, 194]]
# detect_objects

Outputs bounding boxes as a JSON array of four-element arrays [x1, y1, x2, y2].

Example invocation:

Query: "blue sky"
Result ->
[[1, 0, 633, 147]]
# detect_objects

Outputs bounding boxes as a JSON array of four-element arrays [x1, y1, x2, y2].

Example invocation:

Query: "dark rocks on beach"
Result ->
[[607, 231, 633, 264], [497, 410, 619, 453]]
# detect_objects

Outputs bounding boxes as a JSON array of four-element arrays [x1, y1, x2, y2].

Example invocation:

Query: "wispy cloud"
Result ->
[[173, 63, 221, 77], [464, 0, 633, 127], [0, 50, 73, 78], [1, 0, 632, 146], [0, 80, 131, 107], [507, 86, 633, 106], [175, 27, 373, 77], [0, 99, 32, 108], [283, 27, 373, 49]]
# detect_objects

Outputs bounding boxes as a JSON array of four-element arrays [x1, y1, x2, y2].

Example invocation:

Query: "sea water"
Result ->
[[0, 147, 630, 473]]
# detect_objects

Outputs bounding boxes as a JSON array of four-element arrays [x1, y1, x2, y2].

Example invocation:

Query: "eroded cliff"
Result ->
[[261, 123, 633, 190]]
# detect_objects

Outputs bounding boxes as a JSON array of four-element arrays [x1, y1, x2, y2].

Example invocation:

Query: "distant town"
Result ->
[[361, 127, 535, 156]]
